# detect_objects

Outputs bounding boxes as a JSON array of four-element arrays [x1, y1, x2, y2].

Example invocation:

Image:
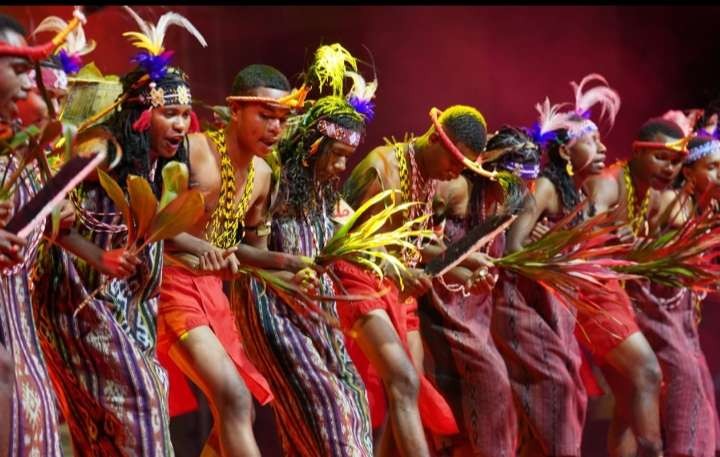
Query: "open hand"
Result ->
[[198, 246, 242, 279]]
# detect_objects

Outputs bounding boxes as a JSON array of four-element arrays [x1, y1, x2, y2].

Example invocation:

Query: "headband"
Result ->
[[686, 139, 720, 164], [317, 118, 362, 147], [429, 106, 498, 180], [632, 136, 690, 155]]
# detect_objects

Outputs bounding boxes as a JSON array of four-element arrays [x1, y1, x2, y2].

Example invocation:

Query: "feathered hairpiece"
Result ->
[[0, 7, 85, 61], [122, 6, 207, 82], [531, 73, 621, 148], [310, 43, 358, 98], [33, 8, 96, 75], [307, 43, 378, 123]]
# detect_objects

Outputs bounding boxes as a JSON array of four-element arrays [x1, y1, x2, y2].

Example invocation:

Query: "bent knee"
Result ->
[[632, 360, 662, 392], [214, 381, 254, 418], [384, 363, 420, 403]]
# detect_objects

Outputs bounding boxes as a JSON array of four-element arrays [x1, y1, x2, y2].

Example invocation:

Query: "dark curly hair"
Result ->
[[464, 126, 539, 219], [103, 66, 190, 196], [276, 96, 365, 217], [231, 64, 290, 96]]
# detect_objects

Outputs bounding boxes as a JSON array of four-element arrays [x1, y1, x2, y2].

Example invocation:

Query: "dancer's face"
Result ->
[[0, 30, 32, 122], [428, 132, 479, 181], [683, 150, 720, 197], [562, 130, 607, 177], [314, 139, 356, 182], [229, 87, 291, 158], [149, 104, 192, 159], [632, 135, 685, 190]]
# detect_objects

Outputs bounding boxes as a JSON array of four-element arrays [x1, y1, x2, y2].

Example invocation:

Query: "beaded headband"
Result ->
[[686, 139, 720, 164], [132, 80, 192, 108], [28, 65, 68, 92], [317, 118, 361, 147]]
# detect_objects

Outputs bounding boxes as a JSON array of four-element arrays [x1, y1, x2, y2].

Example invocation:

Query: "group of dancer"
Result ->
[[0, 5, 719, 457]]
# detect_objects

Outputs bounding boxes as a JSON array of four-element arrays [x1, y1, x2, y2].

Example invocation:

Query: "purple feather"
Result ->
[[529, 121, 558, 148], [348, 96, 375, 122], [57, 50, 82, 75], [133, 50, 174, 81]]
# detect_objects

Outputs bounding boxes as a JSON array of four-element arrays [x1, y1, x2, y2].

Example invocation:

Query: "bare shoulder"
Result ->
[[188, 132, 213, 163], [252, 155, 272, 181]]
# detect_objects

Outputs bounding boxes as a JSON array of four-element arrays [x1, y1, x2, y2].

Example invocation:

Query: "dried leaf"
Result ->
[[127, 174, 158, 246], [97, 168, 133, 242], [144, 189, 204, 246]]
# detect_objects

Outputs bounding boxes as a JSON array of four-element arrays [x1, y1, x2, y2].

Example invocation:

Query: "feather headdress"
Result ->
[[33, 7, 96, 75], [122, 6, 207, 82], [0, 7, 85, 61], [532, 73, 621, 147], [307, 43, 379, 122]]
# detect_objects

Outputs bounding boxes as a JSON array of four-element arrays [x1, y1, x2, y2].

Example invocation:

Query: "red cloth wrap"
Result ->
[[157, 265, 273, 417], [575, 280, 640, 361], [332, 260, 459, 435]]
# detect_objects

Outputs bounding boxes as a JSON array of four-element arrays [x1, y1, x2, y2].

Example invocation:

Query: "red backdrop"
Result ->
[[4, 5, 720, 456]]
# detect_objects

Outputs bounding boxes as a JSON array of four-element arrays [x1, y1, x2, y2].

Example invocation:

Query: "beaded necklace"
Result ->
[[205, 129, 256, 249], [394, 140, 437, 267], [623, 164, 651, 236]]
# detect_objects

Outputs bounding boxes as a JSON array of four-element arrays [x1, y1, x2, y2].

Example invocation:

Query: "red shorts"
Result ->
[[157, 265, 273, 417], [333, 260, 458, 435], [575, 280, 640, 361]]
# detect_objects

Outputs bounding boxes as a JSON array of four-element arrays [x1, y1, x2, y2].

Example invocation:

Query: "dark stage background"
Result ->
[[4, 5, 720, 456]]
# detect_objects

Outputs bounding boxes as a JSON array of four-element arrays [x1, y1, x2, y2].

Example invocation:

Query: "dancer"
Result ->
[[158, 63, 310, 456], [589, 116, 719, 456], [32, 8, 206, 455], [230, 71, 375, 455], [0, 10, 86, 457], [341, 104, 491, 456], [419, 126, 539, 456]]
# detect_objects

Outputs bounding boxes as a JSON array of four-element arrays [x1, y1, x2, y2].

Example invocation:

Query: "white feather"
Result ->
[[571, 73, 621, 129], [123, 6, 153, 38], [345, 70, 377, 101], [155, 12, 208, 49], [33, 14, 94, 57]]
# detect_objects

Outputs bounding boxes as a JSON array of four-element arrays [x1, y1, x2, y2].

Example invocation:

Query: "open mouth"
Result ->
[[165, 137, 183, 149]]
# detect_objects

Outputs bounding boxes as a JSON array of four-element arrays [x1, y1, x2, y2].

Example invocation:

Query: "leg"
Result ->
[[353, 310, 430, 457], [603, 332, 663, 457], [169, 326, 260, 457], [407, 330, 424, 380]]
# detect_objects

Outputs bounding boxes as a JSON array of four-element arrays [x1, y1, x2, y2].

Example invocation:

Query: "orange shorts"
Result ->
[[333, 260, 458, 435], [157, 265, 273, 416]]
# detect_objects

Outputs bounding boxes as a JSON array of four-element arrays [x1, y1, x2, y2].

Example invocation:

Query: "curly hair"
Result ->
[[103, 66, 190, 196], [276, 96, 365, 216], [464, 126, 539, 218]]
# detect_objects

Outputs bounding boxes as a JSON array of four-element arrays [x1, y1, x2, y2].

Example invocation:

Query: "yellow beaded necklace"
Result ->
[[623, 163, 651, 236], [205, 129, 256, 249]]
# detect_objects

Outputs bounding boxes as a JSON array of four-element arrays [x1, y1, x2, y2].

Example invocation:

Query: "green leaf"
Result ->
[[159, 161, 190, 210]]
